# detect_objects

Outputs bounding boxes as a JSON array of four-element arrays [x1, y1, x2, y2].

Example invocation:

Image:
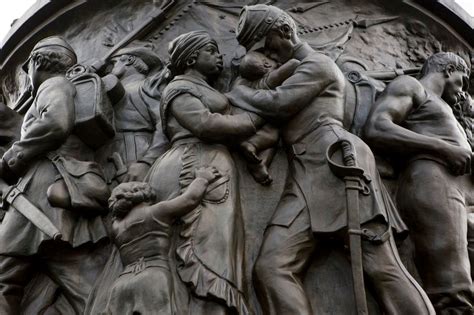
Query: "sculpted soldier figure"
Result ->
[[0, 37, 110, 314], [99, 42, 169, 183], [365, 52, 473, 314], [227, 5, 434, 315], [86, 43, 171, 313], [105, 167, 220, 315]]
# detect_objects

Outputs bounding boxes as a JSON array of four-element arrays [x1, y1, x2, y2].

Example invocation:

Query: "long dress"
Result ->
[[147, 74, 259, 315], [105, 216, 174, 315]]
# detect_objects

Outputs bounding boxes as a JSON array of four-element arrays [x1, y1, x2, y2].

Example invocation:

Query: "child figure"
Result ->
[[235, 51, 300, 185], [105, 166, 221, 315]]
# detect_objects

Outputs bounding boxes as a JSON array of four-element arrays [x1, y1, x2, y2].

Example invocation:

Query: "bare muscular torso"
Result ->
[[404, 89, 470, 154]]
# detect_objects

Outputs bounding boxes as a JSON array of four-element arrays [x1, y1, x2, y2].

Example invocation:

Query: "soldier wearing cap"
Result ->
[[227, 5, 435, 314], [97, 42, 169, 184], [0, 36, 110, 314]]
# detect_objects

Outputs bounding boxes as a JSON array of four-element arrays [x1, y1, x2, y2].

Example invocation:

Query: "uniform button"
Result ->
[[17, 152, 23, 159], [8, 158, 16, 166]]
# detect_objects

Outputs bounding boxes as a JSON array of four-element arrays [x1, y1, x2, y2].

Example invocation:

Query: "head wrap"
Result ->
[[168, 30, 217, 75], [236, 5, 286, 51]]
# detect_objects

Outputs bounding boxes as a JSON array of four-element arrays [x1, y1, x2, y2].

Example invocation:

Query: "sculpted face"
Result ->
[[442, 69, 468, 105], [264, 29, 294, 64], [192, 43, 223, 78], [27, 56, 41, 91], [246, 51, 277, 74], [255, 52, 278, 72]]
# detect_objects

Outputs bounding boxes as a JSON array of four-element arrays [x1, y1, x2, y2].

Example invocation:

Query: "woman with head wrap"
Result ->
[[147, 31, 263, 315]]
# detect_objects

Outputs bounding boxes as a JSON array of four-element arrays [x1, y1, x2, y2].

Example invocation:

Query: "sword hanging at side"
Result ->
[[0, 179, 62, 241], [327, 140, 370, 315]]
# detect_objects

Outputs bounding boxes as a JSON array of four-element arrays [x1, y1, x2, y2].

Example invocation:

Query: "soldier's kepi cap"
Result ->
[[22, 36, 77, 72], [236, 4, 286, 51], [110, 42, 163, 72]]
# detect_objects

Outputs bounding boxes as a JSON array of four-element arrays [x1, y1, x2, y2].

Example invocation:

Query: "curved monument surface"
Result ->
[[0, 1, 472, 314]]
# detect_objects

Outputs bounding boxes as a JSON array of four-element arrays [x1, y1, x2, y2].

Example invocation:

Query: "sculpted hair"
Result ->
[[120, 54, 150, 75], [109, 182, 156, 219], [31, 50, 75, 74], [420, 52, 470, 77]]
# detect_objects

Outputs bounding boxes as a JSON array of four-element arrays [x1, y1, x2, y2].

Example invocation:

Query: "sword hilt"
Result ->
[[340, 140, 356, 167], [52, 232, 63, 241]]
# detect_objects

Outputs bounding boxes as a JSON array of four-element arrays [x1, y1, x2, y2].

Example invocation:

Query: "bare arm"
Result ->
[[365, 76, 471, 175], [265, 59, 301, 89], [226, 57, 343, 121], [148, 177, 210, 221], [148, 166, 221, 220], [364, 76, 442, 154]]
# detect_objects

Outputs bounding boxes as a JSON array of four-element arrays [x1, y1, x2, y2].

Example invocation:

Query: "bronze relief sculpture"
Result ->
[[365, 52, 473, 314], [0, 1, 471, 314], [106, 166, 221, 315], [0, 37, 110, 314], [227, 5, 433, 315], [98, 42, 169, 185], [147, 30, 261, 314]]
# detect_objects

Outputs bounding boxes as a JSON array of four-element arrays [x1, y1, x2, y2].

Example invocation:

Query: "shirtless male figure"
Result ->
[[365, 52, 473, 314]]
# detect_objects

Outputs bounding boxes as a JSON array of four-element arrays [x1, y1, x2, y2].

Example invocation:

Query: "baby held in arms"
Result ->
[[234, 51, 300, 185]]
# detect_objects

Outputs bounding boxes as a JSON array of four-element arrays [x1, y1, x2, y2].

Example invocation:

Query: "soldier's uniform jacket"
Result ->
[[229, 45, 407, 234], [0, 76, 108, 256], [108, 75, 169, 166]]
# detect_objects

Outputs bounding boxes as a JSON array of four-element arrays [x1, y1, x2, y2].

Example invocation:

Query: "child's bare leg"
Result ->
[[259, 147, 277, 169], [248, 147, 276, 185], [240, 141, 261, 163], [241, 124, 278, 164], [247, 159, 272, 186], [248, 124, 279, 150]]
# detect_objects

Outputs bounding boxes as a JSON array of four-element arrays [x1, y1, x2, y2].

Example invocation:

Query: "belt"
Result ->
[[172, 137, 203, 147], [285, 123, 343, 160], [120, 256, 169, 276]]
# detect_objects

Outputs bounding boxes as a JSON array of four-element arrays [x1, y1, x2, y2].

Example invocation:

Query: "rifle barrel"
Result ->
[[104, 0, 176, 60], [362, 67, 421, 81]]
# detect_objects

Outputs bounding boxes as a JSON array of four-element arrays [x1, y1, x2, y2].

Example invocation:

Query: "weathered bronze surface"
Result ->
[[0, 1, 472, 314]]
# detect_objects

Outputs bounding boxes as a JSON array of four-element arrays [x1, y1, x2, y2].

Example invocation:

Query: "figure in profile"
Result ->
[[366, 52, 473, 314], [147, 30, 260, 314], [0, 36, 110, 314], [227, 5, 434, 314], [98, 42, 169, 184]]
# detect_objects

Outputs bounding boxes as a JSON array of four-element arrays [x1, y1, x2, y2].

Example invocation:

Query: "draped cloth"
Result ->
[[168, 30, 217, 75]]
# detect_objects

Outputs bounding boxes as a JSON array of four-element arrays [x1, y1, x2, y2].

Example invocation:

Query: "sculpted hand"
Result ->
[[123, 162, 151, 182], [440, 143, 472, 176], [195, 166, 222, 184]]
